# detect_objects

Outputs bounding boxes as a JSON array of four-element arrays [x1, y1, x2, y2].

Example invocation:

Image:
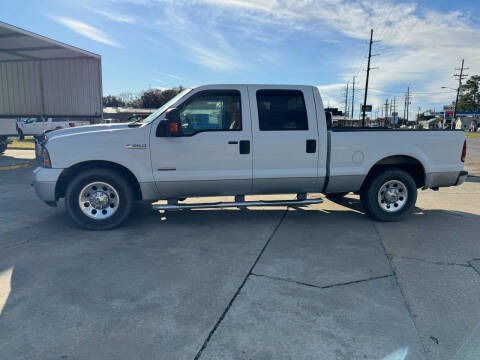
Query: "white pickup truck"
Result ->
[[17, 117, 90, 138], [33, 84, 468, 230]]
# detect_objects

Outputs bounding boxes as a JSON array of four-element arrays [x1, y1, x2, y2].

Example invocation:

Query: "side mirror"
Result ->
[[156, 108, 182, 137]]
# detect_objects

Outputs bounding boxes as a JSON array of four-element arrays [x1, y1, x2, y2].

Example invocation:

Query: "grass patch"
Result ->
[[466, 132, 480, 138], [8, 139, 35, 149]]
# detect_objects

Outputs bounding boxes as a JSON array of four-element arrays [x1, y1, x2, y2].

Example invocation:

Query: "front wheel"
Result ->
[[65, 169, 134, 230], [360, 169, 417, 222]]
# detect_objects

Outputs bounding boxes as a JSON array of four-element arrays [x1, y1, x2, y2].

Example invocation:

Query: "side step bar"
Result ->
[[152, 198, 323, 211]]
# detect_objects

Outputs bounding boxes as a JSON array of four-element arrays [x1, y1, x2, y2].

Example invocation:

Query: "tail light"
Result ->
[[461, 139, 466, 162], [69, 122, 75, 127]]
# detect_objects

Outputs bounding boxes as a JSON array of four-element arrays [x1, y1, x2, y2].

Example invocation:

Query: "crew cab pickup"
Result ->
[[33, 84, 468, 230], [18, 117, 90, 138]]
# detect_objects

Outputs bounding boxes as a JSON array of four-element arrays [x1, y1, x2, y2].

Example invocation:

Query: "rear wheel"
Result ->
[[65, 169, 134, 230], [360, 169, 417, 222]]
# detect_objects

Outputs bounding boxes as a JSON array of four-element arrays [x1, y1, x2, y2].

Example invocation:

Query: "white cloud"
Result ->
[[163, 73, 185, 81], [155, 6, 241, 71], [165, 0, 480, 108], [51, 16, 124, 48], [92, 9, 137, 24]]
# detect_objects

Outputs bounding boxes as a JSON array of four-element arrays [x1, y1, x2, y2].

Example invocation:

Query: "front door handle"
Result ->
[[239, 140, 250, 154], [306, 139, 316, 153]]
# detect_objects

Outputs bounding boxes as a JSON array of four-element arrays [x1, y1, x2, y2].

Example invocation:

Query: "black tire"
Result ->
[[360, 168, 417, 222], [18, 130, 24, 140], [65, 168, 134, 230], [0, 140, 7, 154], [325, 192, 349, 200]]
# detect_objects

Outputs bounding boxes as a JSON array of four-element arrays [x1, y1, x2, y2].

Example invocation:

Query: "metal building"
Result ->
[[0, 21, 102, 118]]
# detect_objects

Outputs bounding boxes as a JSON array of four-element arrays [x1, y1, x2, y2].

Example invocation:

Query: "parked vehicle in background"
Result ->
[[103, 118, 120, 124], [33, 84, 468, 230], [17, 117, 91, 139], [0, 118, 17, 154], [127, 114, 149, 123]]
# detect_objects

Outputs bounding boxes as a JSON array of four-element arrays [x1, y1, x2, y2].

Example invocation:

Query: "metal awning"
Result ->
[[0, 21, 99, 63], [0, 21, 102, 118]]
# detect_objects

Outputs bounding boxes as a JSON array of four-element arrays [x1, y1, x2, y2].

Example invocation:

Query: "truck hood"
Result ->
[[45, 123, 132, 140]]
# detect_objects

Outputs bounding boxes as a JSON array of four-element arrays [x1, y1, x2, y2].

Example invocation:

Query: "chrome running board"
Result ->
[[152, 198, 323, 211]]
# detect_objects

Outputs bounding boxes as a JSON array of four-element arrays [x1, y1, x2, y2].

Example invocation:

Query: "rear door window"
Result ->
[[256, 90, 308, 131]]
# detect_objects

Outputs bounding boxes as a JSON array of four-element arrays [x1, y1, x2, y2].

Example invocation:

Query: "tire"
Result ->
[[18, 130, 24, 140], [325, 192, 349, 200], [0, 140, 7, 154], [65, 168, 134, 230], [360, 168, 417, 222]]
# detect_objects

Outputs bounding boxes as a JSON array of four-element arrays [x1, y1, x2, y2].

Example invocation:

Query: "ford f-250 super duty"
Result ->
[[33, 84, 468, 230]]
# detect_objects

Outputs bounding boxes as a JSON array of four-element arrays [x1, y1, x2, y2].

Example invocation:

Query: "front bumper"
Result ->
[[455, 170, 468, 186], [33, 167, 63, 202]]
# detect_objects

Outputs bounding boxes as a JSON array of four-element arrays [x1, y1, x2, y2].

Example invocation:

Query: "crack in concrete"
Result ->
[[193, 209, 288, 360], [250, 272, 393, 290], [389, 254, 470, 268], [0, 222, 72, 253], [372, 221, 429, 356]]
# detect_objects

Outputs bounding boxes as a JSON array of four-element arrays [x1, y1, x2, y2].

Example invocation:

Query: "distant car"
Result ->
[[17, 117, 90, 139], [103, 118, 120, 124], [127, 114, 150, 123]]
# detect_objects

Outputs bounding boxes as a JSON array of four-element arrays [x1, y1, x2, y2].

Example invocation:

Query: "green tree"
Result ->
[[103, 95, 125, 107], [137, 86, 184, 108], [458, 75, 480, 112]]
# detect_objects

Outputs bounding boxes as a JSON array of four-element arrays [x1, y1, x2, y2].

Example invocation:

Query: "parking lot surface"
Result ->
[[1, 146, 480, 360]]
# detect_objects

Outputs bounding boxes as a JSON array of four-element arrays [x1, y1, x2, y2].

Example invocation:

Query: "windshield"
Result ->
[[139, 88, 193, 124]]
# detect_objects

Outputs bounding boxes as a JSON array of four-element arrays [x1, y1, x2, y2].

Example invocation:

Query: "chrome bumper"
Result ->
[[33, 167, 63, 202], [456, 170, 468, 186]]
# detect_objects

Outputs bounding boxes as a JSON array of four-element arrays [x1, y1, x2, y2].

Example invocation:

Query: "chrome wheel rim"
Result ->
[[377, 179, 408, 212], [78, 182, 119, 220]]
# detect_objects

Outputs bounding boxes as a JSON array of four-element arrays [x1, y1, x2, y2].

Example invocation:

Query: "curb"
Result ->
[[0, 163, 29, 171]]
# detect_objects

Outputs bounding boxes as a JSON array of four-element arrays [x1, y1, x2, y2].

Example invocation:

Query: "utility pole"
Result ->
[[393, 96, 396, 127], [453, 59, 469, 127], [344, 83, 349, 119], [362, 29, 379, 127], [351, 76, 356, 120], [406, 86, 410, 123], [384, 99, 389, 125]]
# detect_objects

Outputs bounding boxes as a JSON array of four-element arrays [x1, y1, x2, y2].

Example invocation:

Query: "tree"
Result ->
[[458, 75, 480, 112], [103, 86, 184, 109], [103, 95, 125, 107], [136, 86, 184, 108]]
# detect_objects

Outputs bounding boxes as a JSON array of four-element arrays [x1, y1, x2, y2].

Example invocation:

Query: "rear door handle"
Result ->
[[228, 141, 238, 144], [306, 139, 316, 153], [239, 140, 250, 154]]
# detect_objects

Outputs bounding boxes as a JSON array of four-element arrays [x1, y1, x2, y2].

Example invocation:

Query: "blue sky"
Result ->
[[1, 0, 479, 118]]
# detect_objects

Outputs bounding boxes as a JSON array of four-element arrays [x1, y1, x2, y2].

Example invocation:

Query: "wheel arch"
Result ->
[[361, 155, 426, 189], [55, 160, 142, 200]]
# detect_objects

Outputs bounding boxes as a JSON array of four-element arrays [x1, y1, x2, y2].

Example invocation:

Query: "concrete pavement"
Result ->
[[1, 150, 480, 360]]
